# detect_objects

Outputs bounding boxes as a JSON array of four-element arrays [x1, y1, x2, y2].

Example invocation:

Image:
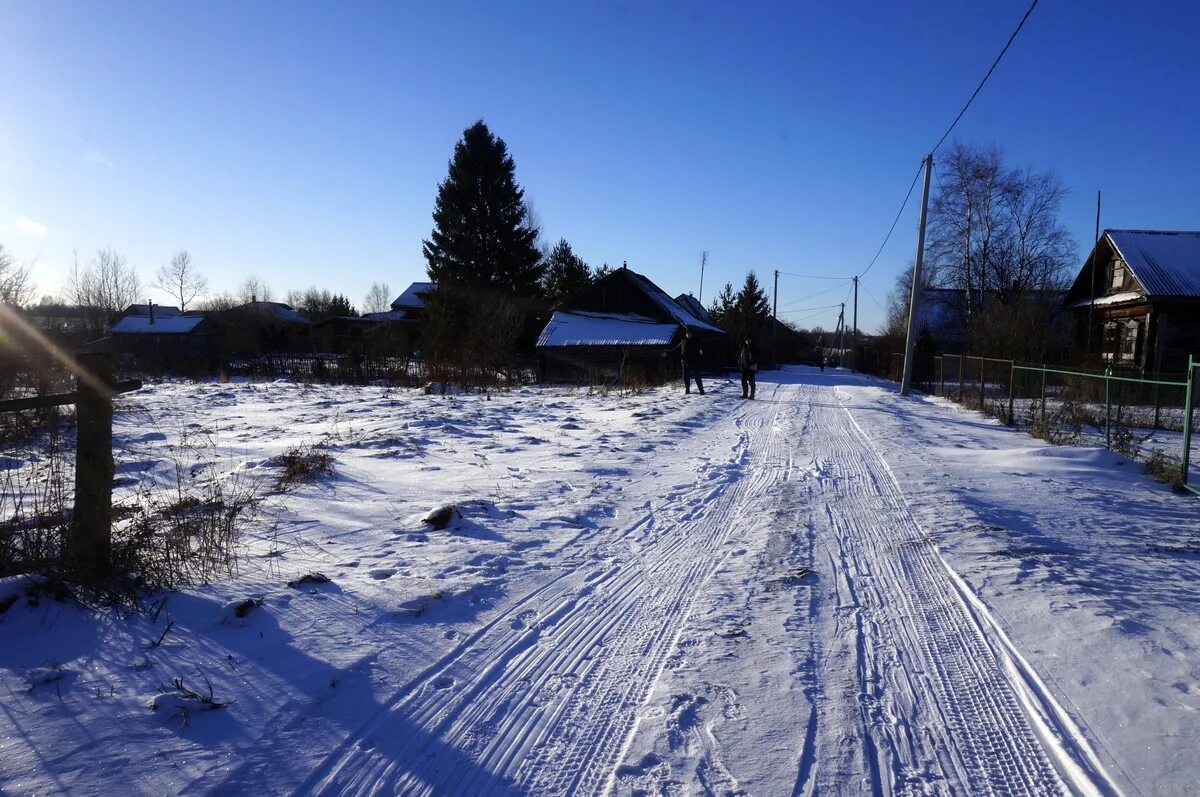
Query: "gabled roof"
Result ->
[[537, 311, 679, 348], [674, 293, 712, 323], [229, 301, 310, 324], [391, 282, 436, 311], [111, 315, 207, 335], [1107, 230, 1200, 298], [124, 304, 182, 317], [622, 270, 722, 334]]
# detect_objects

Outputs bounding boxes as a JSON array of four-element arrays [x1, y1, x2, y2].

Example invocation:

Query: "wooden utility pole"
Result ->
[[1086, 191, 1101, 355], [836, 304, 845, 364], [851, 275, 859, 372], [901, 154, 934, 395], [772, 269, 779, 369]]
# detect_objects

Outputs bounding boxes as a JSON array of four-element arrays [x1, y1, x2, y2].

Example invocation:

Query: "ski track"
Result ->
[[303, 385, 793, 796], [799, 381, 1117, 796], [301, 377, 1118, 797]]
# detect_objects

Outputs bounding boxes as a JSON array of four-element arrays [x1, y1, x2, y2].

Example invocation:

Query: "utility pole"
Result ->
[[837, 303, 845, 364], [1086, 191, 1101, 356], [900, 154, 934, 396], [851, 276, 859, 372], [698, 251, 708, 304], [772, 269, 779, 369]]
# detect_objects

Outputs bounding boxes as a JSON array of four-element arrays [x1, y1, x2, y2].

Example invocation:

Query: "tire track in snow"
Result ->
[[800, 381, 1120, 796], [303, 390, 793, 796]]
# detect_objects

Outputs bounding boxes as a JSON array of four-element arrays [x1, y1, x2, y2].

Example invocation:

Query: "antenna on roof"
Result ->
[[698, 251, 708, 304]]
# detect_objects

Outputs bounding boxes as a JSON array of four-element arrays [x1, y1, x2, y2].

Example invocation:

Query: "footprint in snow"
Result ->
[[370, 568, 396, 580], [433, 676, 455, 690]]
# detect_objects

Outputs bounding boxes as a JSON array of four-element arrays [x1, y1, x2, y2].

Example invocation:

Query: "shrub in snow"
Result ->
[[271, 443, 335, 490], [423, 382, 467, 396], [421, 505, 457, 530], [222, 597, 264, 621], [149, 676, 226, 722], [286, 572, 331, 588], [24, 665, 66, 686]]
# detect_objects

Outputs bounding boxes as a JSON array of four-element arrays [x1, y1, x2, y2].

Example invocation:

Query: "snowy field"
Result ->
[[2, 368, 1198, 795]]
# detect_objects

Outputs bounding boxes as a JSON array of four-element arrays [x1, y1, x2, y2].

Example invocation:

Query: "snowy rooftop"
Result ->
[[537, 311, 679, 347], [674, 293, 712, 323], [1069, 290, 1143, 309], [625, 271, 722, 334], [1107, 229, 1200, 298], [110, 315, 206, 334], [123, 304, 182, 317], [361, 310, 413, 322], [231, 301, 310, 324], [391, 282, 436, 311]]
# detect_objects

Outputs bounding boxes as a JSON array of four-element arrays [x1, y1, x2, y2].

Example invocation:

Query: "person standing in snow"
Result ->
[[739, 335, 758, 399], [668, 328, 705, 395]]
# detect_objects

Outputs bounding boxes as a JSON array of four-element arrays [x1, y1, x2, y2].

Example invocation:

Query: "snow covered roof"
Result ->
[[1069, 290, 1144, 309], [624, 271, 722, 334], [123, 304, 182, 317], [1106, 230, 1200, 298], [231, 301, 310, 324], [391, 282, 436, 311], [361, 310, 413, 322], [674, 293, 712, 323], [111, 315, 207, 335], [537, 311, 679, 348]]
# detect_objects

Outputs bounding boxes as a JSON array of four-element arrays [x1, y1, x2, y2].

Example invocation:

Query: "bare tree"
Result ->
[[0, 244, 35, 306], [363, 282, 392, 314], [238, 276, 274, 304], [66, 248, 142, 339], [923, 143, 1075, 353], [153, 250, 208, 312]]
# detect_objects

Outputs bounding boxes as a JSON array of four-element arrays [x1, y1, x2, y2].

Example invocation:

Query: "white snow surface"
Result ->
[[110, 315, 207, 334], [1, 369, 1198, 795]]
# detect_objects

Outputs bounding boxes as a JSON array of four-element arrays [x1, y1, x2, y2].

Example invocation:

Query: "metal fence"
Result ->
[[924, 353, 1199, 495]]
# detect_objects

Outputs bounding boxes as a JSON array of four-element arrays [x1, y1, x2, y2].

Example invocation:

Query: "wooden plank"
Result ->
[[0, 379, 141, 414]]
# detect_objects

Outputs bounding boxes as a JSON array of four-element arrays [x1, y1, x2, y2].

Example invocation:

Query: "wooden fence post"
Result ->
[[68, 352, 114, 578], [1008, 361, 1016, 426]]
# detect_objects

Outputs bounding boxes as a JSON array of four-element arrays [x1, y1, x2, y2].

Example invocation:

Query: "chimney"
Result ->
[[622, 261, 627, 270], [148, 300, 154, 325], [251, 293, 257, 304]]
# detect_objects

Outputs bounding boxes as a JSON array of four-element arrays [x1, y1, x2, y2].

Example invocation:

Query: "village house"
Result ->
[[536, 265, 724, 382], [1064, 229, 1200, 375], [109, 303, 216, 372]]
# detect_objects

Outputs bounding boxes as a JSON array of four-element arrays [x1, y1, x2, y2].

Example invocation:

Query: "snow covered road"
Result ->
[[3, 368, 1197, 795]]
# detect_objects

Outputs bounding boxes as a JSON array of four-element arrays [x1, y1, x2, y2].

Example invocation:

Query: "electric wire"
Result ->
[[775, 270, 846, 280], [858, 162, 923, 280], [776, 279, 852, 310], [931, 0, 1040, 155]]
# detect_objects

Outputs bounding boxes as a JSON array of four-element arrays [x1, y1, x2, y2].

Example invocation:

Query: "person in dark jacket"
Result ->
[[670, 328, 704, 394], [738, 336, 758, 399]]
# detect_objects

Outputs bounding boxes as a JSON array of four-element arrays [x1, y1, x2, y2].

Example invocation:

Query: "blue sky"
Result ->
[[1, 1, 1197, 332]]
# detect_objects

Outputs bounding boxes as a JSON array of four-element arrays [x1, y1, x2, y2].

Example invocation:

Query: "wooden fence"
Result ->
[[0, 352, 140, 578]]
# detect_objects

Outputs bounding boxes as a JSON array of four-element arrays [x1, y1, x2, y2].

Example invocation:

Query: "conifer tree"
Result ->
[[733, 271, 771, 340], [707, 282, 736, 329], [422, 121, 544, 296], [541, 239, 593, 307]]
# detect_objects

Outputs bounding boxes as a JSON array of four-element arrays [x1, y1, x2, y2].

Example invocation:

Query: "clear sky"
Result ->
[[2, 1, 1197, 332]]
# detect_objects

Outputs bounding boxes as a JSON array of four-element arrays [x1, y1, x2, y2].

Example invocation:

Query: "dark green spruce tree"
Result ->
[[541, 239, 593, 307], [733, 271, 771, 340], [422, 121, 544, 296], [707, 282, 736, 329]]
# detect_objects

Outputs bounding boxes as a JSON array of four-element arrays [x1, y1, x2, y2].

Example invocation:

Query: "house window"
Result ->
[[1110, 259, 1126, 291], [1102, 322, 1118, 361], [1118, 319, 1140, 363]]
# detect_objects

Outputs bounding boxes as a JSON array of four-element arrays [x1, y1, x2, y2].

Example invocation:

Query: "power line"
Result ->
[[776, 270, 846, 280], [861, 283, 889, 315], [776, 280, 852, 310], [778, 302, 840, 315], [931, 0, 1039, 155], [858, 162, 924, 279]]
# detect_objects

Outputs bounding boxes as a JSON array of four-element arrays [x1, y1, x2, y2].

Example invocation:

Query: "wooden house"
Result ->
[[536, 265, 724, 381], [110, 312, 216, 372], [215, 301, 311, 356], [1064, 230, 1200, 374]]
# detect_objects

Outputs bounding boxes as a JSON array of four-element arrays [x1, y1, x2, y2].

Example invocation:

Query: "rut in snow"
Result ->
[[303, 385, 797, 795], [795, 381, 1118, 796]]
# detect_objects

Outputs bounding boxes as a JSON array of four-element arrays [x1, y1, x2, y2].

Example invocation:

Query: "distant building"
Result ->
[[1064, 230, 1200, 374], [536, 265, 723, 381], [390, 282, 436, 318], [110, 313, 216, 372]]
